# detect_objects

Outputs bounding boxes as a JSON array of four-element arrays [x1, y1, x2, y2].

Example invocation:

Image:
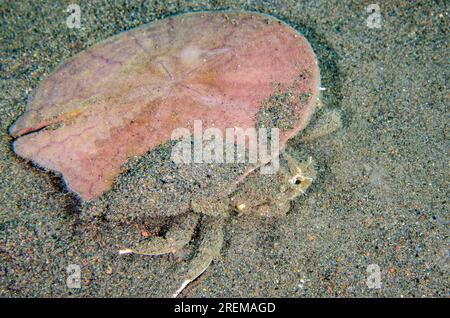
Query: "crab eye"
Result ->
[[291, 177, 302, 185]]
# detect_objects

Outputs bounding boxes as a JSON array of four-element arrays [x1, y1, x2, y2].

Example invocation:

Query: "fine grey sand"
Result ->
[[0, 1, 448, 297]]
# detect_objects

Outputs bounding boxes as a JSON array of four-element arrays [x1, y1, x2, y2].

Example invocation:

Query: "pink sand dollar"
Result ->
[[10, 11, 320, 200]]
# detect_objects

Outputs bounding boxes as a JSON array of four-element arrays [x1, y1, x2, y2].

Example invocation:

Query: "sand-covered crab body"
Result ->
[[118, 115, 341, 297]]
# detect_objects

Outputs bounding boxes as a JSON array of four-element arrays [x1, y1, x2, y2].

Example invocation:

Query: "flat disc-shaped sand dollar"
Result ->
[[10, 11, 320, 200]]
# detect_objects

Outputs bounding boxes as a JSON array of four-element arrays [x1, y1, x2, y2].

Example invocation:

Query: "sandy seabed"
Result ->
[[0, 1, 447, 297]]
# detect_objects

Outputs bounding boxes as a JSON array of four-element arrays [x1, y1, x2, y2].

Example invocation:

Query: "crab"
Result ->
[[8, 11, 343, 297], [118, 106, 341, 297]]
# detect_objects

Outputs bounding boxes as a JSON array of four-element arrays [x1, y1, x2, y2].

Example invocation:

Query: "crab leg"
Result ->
[[172, 216, 224, 297], [300, 109, 342, 142]]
